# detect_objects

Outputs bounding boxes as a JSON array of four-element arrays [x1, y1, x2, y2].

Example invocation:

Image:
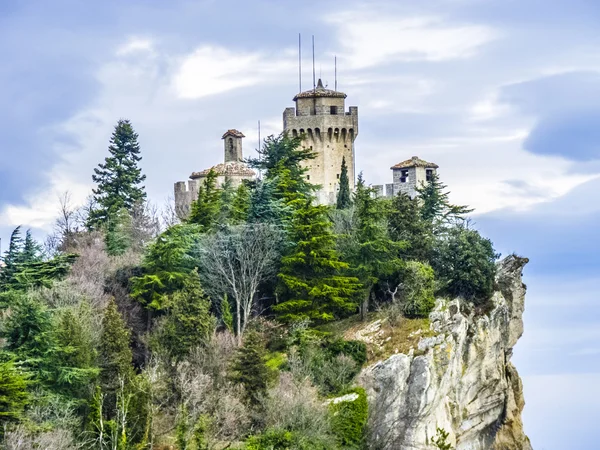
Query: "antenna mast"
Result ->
[[334, 55, 337, 91], [298, 33, 302, 93], [312, 35, 316, 90]]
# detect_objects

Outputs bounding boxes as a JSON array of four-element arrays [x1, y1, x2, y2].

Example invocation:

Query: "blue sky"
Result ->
[[0, 1, 598, 447]]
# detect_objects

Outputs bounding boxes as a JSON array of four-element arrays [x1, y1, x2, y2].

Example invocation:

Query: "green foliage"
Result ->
[[325, 339, 367, 368], [230, 330, 270, 406], [401, 261, 436, 318], [247, 179, 290, 225], [87, 119, 147, 229], [345, 175, 403, 317], [431, 427, 455, 450], [388, 192, 432, 261], [105, 208, 133, 256], [99, 299, 134, 416], [176, 404, 190, 450], [193, 413, 212, 450], [329, 387, 368, 448], [188, 169, 221, 232], [336, 156, 352, 210], [231, 181, 252, 224], [220, 294, 234, 333], [131, 223, 203, 311], [0, 361, 30, 430], [154, 270, 216, 361], [245, 428, 332, 450], [275, 199, 360, 323], [9, 253, 78, 290], [432, 225, 499, 304], [417, 173, 472, 226]]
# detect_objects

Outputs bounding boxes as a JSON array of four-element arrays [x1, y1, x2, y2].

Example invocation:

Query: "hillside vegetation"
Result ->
[[0, 120, 498, 449]]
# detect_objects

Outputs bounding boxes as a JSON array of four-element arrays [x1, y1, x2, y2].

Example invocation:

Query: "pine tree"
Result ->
[[388, 192, 432, 261], [99, 299, 134, 416], [21, 230, 42, 264], [0, 361, 30, 433], [87, 119, 146, 229], [336, 156, 352, 210], [417, 173, 472, 226], [0, 226, 23, 287], [158, 270, 216, 362], [231, 182, 251, 224], [187, 169, 221, 232], [349, 175, 402, 319], [247, 179, 289, 225], [274, 199, 360, 323], [229, 330, 269, 406]]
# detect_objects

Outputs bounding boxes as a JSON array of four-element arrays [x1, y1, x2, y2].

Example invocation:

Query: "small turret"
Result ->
[[222, 129, 245, 162]]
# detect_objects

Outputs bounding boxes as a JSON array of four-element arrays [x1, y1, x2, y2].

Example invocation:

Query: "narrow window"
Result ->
[[337, 173, 340, 179], [307, 175, 310, 180], [426, 169, 433, 181], [330, 105, 337, 115], [400, 169, 409, 183]]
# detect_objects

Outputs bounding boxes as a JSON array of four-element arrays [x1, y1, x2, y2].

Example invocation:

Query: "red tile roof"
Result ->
[[391, 156, 439, 170]]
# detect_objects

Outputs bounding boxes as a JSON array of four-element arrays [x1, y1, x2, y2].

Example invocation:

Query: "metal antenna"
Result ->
[[258, 120, 261, 154], [335, 55, 337, 91], [298, 33, 302, 93], [312, 35, 316, 90]]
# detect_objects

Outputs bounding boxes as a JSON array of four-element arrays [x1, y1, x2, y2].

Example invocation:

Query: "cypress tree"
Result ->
[[229, 330, 269, 406], [274, 199, 360, 323], [87, 119, 146, 229], [336, 156, 351, 210], [388, 192, 432, 261], [188, 169, 221, 232]]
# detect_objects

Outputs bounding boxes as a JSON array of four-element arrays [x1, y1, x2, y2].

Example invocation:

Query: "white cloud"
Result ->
[[172, 46, 295, 99], [325, 13, 499, 69], [116, 37, 155, 56]]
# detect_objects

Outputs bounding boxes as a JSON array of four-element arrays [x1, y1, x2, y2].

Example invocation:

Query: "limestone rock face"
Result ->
[[361, 255, 532, 450]]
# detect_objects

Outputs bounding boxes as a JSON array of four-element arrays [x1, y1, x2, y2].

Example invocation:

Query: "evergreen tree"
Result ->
[[217, 177, 235, 225], [274, 200, 360, 323], [99, 299, 134, 415], [187, 169, 221, 232], [231, 181, 251, 224], [417, 173, 472, 226], [0, 361, 29, 432], [0, 226, 23, 287], [348, 175, 402, 319], [105, 208, 133, 256], [336, 156, 352, 210], [229, 330, 269, 406], [21, 230, 42, 264], [157, 270, 216, 362], [388, 192, 432, 261], [247, 179, 289, 225], [131, 224, 203, 312], [88, 119, 147, 229]]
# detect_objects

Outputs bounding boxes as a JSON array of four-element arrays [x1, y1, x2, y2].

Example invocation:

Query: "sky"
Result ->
[[0, 0, 599, 447]]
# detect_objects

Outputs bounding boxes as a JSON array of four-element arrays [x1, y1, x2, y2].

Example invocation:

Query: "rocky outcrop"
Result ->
[[361, 255, 532, 450]]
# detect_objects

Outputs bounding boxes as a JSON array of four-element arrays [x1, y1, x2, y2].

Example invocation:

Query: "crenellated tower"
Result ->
[[283, 79, 358, 204]]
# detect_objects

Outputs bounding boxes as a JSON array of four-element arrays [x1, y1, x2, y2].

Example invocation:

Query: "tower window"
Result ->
[[330, 106, 337, 115], [400, 169, 409, 183], [426, 169, 433, 181], [337, 173, 340, 179], [307, 175, 310, 180]]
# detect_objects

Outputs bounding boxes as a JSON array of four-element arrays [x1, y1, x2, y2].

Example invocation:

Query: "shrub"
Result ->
[[245, 428, 333, 450], [401, 261, 436, 318], [329, 387, 368, 448], [326, 338, 367, 368]]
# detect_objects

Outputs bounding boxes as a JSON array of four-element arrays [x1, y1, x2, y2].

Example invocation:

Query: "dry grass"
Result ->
[[318, 312, 435, 364]]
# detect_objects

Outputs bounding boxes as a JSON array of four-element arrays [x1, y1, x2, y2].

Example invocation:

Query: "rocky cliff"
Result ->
[[360, 255, 532, 450]]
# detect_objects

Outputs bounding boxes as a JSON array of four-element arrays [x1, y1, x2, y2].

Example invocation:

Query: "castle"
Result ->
[[174, 81, 437, 217]]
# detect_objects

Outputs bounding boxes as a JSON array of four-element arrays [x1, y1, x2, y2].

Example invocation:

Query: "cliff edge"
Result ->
[[360, 255, 532, 450]]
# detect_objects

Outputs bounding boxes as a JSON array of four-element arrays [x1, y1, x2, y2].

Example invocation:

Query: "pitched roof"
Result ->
[[293, 78, 347, 101], [391, 156, 439, 170], [190, 161, 256, 179], [221, 129, 245, 139]]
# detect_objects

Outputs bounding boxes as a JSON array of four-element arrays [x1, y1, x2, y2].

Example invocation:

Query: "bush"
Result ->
[[325, 339, 367, 368], [245, 428, 333, 450], [432, 225, 498, 305], [329, 387, 368, 448], [401, 261, 436, 318]]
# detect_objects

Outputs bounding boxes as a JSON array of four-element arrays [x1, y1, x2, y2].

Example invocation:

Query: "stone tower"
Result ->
[[390, 156, 438, 198], [222, 129, 244, 162], [283, 79, 358, 204]]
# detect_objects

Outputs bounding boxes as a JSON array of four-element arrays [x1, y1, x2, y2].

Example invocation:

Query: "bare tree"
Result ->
[[198, 224, 283, 343]]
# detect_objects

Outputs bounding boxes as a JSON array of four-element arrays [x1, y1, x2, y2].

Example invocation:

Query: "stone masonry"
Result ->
[[283, 78, 358, 205]]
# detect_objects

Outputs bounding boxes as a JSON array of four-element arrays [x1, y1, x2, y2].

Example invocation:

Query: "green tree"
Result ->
[[274, 200, 360, 323], [155, 270, 216, 362], [99, 299, 134, 416], [131, 224, 203, 312], [431, 427, 454, 450], [188, 169, 221, 232], [231, 181, 251, 224], [0, 226, 24, 287], [388, 192, 432, 261], [21, 230, 42, 264], [0, 361, 30, 432], [348, 175, 402, 319], [229, 330, 269, 407], [247, 179, 289, 225], [417, 173, 472, 227], [400, 261, 436, 318], [104, 208, 133, 256], [336, 156, 352, 210], [88, 119, 146, 229], [432, 224, 498, 304]]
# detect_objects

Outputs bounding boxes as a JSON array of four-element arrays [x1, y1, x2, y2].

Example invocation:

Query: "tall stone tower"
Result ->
[[222, 129, 244, 162], [283, 79, 358, 204]]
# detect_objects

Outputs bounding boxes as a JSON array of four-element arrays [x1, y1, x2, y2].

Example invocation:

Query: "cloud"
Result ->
[[325, 12, 498, 69], [172, 46, 296, 99]]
